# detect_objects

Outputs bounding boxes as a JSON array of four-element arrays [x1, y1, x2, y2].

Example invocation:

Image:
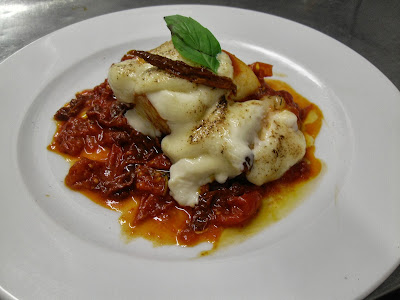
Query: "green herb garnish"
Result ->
[[164, 15, 221, 74]]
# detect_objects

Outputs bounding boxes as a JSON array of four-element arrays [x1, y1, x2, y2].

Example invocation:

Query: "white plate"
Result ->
[[1, 5, 400, 300]]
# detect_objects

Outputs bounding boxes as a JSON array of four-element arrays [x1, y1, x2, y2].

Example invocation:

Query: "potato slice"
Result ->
[[224, 51, 261, 101], [134, 94, 171, 134]]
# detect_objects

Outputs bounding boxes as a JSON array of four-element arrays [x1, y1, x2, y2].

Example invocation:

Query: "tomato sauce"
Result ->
[[48, 63, 323, 251]]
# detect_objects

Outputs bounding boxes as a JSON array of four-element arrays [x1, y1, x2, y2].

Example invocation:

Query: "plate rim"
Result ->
[[1, 4, 400, 300]]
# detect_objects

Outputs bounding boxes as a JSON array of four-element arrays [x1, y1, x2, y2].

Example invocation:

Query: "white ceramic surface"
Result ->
[[0, 5, 399, 300]]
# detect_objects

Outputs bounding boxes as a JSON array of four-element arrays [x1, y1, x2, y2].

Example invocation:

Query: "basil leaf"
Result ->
[[164, 15, 221, 73]]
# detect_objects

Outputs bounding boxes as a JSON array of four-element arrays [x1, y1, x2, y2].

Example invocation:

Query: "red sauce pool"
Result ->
[[48, 74, 323, 251]]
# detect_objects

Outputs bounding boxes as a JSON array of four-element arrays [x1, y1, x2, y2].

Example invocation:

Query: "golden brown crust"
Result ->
[[135, 94, 171, 135], [223, 51, 261, 101]]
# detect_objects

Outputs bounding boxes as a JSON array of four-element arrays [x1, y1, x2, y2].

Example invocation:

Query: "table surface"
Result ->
[[1, 1, 399, 299]]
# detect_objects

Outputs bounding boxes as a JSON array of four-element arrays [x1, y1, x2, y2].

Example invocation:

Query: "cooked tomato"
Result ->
[[49, 71, 322, 248]]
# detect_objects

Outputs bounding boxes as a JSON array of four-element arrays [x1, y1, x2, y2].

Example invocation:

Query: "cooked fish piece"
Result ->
[[246, 110, 306, 185], [164, 99, 266, 207], [108, 41, 261, 135], [107, 40, 307, 207]]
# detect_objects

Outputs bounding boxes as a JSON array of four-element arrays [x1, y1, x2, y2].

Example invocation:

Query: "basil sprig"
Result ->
[[164, 15, 221, 74]]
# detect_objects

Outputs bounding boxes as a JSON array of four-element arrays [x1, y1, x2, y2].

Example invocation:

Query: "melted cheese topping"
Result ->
[[247, 110, 306, 185], [108, 41, 233, 103], [163, 99, 266, 206], [147, 88, 226, 124], [108, 41, 307, 207]]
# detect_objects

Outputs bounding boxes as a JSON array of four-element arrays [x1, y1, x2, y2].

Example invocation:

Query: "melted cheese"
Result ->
[[107, 41, 307, 207], [108, 41, 233, 104], [147, 88, 226, 124], [124, 109, 161, 137], [164, 100, 266, 206], [246, 110, 306, 185]]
